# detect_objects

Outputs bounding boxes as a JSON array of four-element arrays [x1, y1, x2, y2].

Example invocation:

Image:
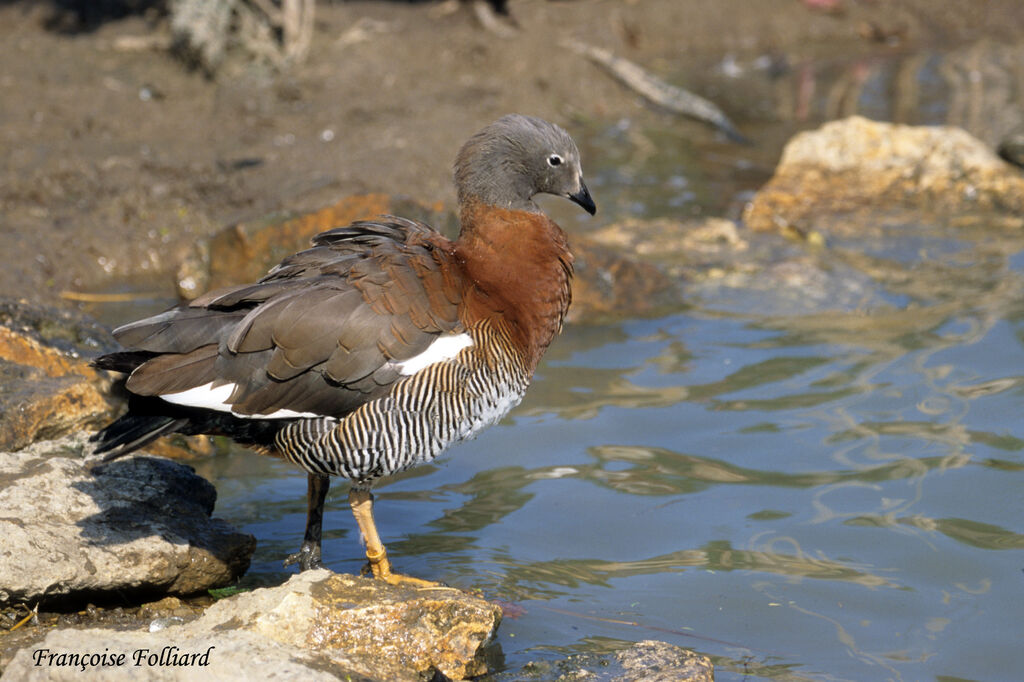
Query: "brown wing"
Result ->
[[115, 216, 464, 418]]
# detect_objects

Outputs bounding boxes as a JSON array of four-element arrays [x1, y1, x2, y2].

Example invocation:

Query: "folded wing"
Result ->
[[104, 217, 465, 419]]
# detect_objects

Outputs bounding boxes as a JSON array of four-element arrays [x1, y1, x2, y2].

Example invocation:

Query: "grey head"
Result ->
[[454, 114, 596, 215]]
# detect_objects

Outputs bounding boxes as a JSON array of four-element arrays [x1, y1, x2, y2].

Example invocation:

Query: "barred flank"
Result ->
[[273, 321, 528, 484]]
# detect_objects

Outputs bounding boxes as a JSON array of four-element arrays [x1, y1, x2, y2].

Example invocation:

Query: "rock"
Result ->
[[0, 297, 215, 461], [615, 640, 714, 682], [195, 569, 500, 680], [0, 299, 115, 364], [583, 216, 880, 314], [4, 569, 502, 681], [568, 237, 683, 322], [3, 628, 343, 682], [588, 216, 749, 278], [0, 433, 255, 608], [0, 367, 114, 453], [0, 299, 121, 451], [743, 116, 1024, 236], [508, 639, 713, 681]]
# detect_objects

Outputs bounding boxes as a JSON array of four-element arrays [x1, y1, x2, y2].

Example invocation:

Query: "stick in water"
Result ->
[[563, 39, 751, 145]]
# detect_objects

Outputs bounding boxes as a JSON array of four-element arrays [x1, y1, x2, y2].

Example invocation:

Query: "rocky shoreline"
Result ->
[[0, 428, 715, 680]]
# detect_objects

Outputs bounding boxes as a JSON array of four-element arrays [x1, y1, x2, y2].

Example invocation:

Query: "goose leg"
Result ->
[[283, 473, 330, 571], [348, 487, 442, 588]]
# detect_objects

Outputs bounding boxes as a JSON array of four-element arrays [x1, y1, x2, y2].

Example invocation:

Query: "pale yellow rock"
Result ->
[[744, 116, 1024, 235]]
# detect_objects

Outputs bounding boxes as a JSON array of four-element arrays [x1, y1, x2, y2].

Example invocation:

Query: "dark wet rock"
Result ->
[[0, 298, 117, 357], [744, 116, 1024, 237], [0, 299, 121, 451], [506, 639, 712, 681], [4, 569, 502, 681], [0, 433, 255, 608], [568, 237, 683, 322], [178, 193, 679, 321]]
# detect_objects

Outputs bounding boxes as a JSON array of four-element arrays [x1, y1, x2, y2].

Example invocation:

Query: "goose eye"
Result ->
[[547, 154, 563, 167]]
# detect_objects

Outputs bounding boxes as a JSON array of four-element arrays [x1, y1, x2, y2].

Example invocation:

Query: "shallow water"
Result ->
[[90, 44, 1024, 680]]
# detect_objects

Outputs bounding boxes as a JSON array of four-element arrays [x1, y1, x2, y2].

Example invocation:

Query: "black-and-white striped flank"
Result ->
[[273, 320, 529, 484]]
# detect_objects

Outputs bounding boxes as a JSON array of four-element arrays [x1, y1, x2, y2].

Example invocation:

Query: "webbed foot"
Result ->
[[362, 546, 446, 589], [283, 542, 324, 572]]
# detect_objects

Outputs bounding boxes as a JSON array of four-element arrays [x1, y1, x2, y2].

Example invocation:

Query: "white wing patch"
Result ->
[[161, 382, 235, 410], [394, 333, 474, 375], [159, 333, 474, 420], [160, 382, 321, 420]]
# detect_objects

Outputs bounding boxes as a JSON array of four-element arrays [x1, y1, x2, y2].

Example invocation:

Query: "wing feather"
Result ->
[[106, 216, 465, 419]]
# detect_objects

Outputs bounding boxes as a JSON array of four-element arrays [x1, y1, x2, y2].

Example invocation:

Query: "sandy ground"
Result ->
[[2, 0, 1024, 307]]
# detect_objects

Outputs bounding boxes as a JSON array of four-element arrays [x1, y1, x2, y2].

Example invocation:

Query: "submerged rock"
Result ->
[[588, 216, 749, 279], [509, 639, 713, 681], [4, 569, 502, 681], [568, 238, 683, 321], [615, 640, 714, 682], [744, 116, 1024, 236], [0, 434, 255, 608], [588, 216, 847, 310], [0, 299, 120, 451]]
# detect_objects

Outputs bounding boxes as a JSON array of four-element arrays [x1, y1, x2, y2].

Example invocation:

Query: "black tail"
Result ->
[[91, 412, 188, 461], [92, 350, 157, 374], [92, 352, 182, 460], [92, 394, 289, 461]]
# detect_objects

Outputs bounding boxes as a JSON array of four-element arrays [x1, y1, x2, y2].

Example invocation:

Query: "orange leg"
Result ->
[[348, 488, 444, 589]]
